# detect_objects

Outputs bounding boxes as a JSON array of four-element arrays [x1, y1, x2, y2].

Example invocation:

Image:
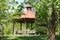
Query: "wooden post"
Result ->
[[31, 23, 33, 30], [13, 22, 16, 35], [20, 23, 22, 30], [0, 24, 4, 40], [24, 21, 26, 34], [1, 24, 4, 40]]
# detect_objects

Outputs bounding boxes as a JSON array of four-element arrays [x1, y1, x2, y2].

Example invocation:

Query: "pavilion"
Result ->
[[13, 4, 36, 35]]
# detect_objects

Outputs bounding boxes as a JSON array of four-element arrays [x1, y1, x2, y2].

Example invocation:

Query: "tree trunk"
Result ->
[[48, 4, 57, 40], [49, 33, 55, 40], [48, 25, 56, 40]]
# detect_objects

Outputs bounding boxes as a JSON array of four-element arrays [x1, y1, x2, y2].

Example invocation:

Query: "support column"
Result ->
[[31, 23, 33, 30], [24, 21, 26, 34], [20, 23, 22, 30], [13, 22, 16, 35], [1, 24, 4, 40]]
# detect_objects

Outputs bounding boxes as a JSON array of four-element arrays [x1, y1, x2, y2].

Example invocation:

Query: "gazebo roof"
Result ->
[[20, 4, 35, 19], [26, 4, 32, 8], [20, 10, 35, 18]]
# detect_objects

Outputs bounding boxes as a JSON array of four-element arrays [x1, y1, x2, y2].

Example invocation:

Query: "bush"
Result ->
[[0, 35, 48, 40], [0, 35, 60, 40], [56, 35, 60, 40]]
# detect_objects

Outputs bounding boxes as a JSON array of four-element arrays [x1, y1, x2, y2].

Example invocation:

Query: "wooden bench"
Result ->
[[17, 30, 23, 34], [27, 30, 36, 35]]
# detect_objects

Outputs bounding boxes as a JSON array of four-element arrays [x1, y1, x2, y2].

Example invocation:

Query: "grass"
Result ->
[[0, 35, 60, 40]]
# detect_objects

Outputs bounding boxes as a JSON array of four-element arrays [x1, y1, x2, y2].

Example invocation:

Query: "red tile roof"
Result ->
[[26, 4, 32, 8], [20, 10, 35, 18]]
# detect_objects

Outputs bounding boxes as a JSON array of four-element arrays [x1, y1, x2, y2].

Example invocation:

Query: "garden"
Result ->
[[0, 0, 60, 40]]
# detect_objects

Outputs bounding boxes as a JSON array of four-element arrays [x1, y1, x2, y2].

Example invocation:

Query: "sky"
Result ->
[[16, 0, 24, 4]]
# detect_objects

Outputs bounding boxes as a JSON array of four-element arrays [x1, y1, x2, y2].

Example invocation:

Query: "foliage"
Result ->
[[1, 0, 24, 35], [0, 0, 9, 23], [0, 35, 60, 40]]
